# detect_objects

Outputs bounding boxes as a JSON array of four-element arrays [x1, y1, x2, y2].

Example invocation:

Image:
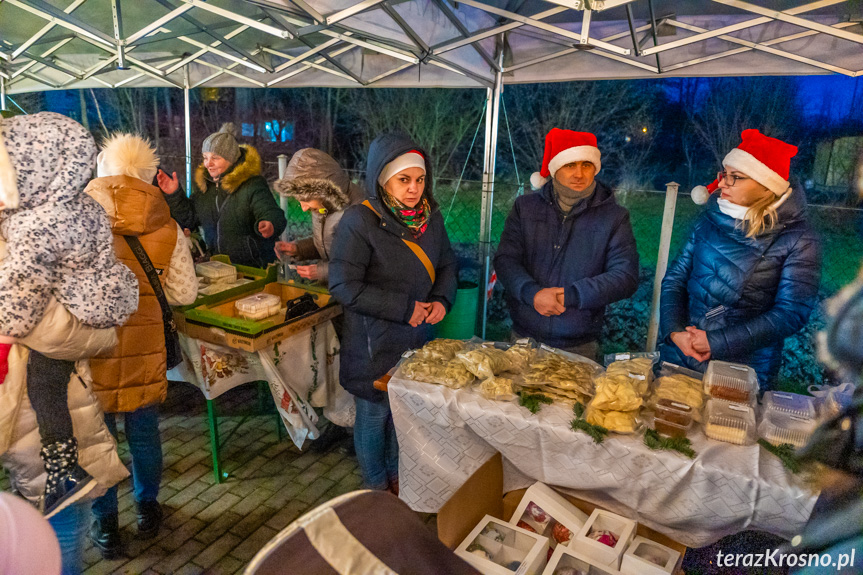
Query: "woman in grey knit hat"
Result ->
[[158, 123, 286, 268]]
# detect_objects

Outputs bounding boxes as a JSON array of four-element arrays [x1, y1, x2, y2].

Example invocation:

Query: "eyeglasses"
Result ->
[[717, 171, 750, 187]]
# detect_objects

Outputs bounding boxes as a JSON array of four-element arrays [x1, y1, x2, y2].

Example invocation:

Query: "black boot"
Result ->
[[90, 514, 123, 559], [309, 423, 350, 454], [136, 500, 162, 540], [41, 438, 96, 519]]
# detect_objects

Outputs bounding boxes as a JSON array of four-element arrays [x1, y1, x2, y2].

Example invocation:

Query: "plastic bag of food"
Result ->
[[522, 347, 597, 396], [604, 355, 656, 397], [478, 375, 517, 401], [650, 363, 705, 418], [414, 338, 469, 361], [457, 347, 518, 380], [590, 372, 643, 411], [585, 406, 642, 434], [399, 356, 475, 389]]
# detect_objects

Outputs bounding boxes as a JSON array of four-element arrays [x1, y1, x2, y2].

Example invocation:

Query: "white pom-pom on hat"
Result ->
[[691, 185, 711, 205], [530, 172, 549, 190]]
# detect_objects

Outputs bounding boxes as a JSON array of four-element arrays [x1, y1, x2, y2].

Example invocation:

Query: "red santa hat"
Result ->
[[691, 129, 798, 205], [530, 128, 601, 190]]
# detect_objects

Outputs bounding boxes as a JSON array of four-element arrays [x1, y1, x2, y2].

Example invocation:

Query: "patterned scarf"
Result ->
[[381, 191, 431, 238]]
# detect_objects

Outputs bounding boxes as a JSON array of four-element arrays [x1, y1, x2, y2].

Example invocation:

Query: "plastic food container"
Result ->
[[234, 293, 281, 320], [758, 411, 818, 448], [195, 261, 237, 284], [704, 361, 758, 404], [654, 418, 691, 439], [704, 399, 756, 445], [761, 391, 816, 420], [654, 398, 693, 427]]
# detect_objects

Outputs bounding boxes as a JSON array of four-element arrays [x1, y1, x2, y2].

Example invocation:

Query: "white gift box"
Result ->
[[509, 482, 589, 551], [620, 536, 680, 575], [455, 515, 550, 575], [541, 545, 622, 575], [572, 509, 637, 569]]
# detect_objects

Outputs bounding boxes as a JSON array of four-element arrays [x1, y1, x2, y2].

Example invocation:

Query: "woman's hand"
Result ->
[[671, 330, 711, 363], [296, 265, 319, 281], [409, 302, 431, 327], [686, 326, 712, 359], [275, 241, 298, 258], [258, 221, 275, 239], [424, 302, 446, 325], [156, 169, 180, 195]]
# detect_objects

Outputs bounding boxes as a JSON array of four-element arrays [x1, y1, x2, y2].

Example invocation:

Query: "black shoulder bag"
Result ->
[[124, 236, 184, 369]]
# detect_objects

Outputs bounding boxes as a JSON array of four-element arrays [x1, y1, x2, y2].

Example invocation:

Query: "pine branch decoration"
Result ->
[[758, 439, 802, 474], [644, 428, 696, 459], [518, 391, 553, 414]]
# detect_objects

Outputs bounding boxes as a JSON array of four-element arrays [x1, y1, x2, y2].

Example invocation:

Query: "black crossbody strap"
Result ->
[[123, 236, 183, 370], [124, 236, 172, 322]]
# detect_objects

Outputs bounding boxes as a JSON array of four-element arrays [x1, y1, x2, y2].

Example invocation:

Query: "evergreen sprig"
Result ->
[[644, 428, 696, 459], [758, 439, 802, 474], [518, 391, 553, 414], [570, 402, 608, 444]]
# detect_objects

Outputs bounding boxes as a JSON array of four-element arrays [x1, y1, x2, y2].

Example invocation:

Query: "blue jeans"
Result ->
[[353, 396, 398, 490], [92, 405, 163, 519], [48, 501, 90, 575]]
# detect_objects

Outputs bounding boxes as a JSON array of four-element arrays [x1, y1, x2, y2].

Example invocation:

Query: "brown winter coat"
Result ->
[[86, 175, 179, 413], [273, 149, 364, 283]]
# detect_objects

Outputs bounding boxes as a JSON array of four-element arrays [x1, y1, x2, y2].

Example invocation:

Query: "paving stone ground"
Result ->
[[2, 381, 364, 575]]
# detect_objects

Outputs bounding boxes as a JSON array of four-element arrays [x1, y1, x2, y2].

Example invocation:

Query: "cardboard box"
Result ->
[[455, 515, 550, 575], [173, 260, 277, 334], [541, 545, 622, 575], [572, 509, 636, 569], [437, 453, 686, 573], [620, 536, 681, 575], [181, 282, 341, 352], [509, 482, 589, 552]]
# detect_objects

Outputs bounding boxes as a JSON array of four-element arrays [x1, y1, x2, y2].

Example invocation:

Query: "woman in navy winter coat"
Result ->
[[660, 130, 821, 389], [328, 134, 458, 492]]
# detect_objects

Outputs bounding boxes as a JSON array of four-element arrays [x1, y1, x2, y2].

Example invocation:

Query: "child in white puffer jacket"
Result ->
[[0, 112, 138, 518]]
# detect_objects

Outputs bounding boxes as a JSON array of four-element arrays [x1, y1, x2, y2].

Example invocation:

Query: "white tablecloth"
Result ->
[[389, 374, 818, 548], [169, 321, 354, 449]]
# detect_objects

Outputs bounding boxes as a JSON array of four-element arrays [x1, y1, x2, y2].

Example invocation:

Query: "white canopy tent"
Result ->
[[1, 0, 862, 337]]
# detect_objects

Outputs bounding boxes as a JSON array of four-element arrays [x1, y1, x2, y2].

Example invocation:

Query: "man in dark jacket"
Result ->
[[156, 124, 286, 268], [494, 128, 639, 359]]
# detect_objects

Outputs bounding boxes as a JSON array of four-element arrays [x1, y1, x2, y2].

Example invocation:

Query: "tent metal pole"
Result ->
[[478, 47, 503, 339], [646, 181, 679, 352], [0, 76, 7, 112], [183, 65, 192, 197]]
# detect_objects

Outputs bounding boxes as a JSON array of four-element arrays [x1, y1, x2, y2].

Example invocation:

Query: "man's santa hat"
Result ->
[[691, 129, 798, 206], [0, 119, 19, 210], [531, 128, 601, 190], [96, 133, 159, 183]]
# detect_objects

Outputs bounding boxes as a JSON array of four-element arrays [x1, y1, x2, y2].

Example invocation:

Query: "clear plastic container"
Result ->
[[234, 292, 281, 320], [654, 398, 693, 427], [704, 399, 756, 445], [195, 261, 237, 284], [704, 361, 758, 404], [758, 411, 818, 448], [654, 417, 692, 439], [761, 391, 816, 420]]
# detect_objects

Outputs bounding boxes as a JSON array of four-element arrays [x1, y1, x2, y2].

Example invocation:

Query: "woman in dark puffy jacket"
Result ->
[[328, 134, 458, 492], [660, 129, 821, 389]]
